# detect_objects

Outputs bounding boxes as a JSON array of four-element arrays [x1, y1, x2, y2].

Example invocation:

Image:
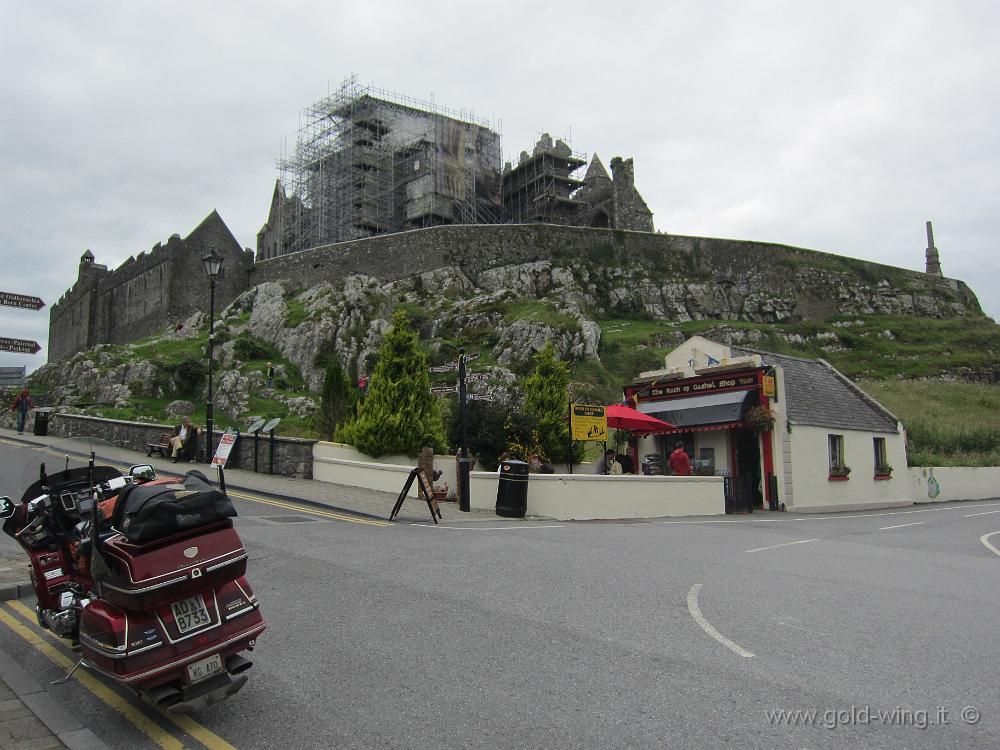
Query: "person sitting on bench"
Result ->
[[169, 416, 200, 463]]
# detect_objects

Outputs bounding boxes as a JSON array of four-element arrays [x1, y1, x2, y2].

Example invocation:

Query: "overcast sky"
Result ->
[[3, 0, 998, 374]]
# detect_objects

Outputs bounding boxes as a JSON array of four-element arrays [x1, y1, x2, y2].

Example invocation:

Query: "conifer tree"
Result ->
[[338, 310, 446, 457], [522, 342, 581, 464], [317, 357, 356, 441]]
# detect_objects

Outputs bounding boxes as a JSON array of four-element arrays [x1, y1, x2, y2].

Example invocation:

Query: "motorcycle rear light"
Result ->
[[80, 602, 129, 655]]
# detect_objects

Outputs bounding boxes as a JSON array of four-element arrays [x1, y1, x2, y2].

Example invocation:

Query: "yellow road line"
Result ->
[[227, 489, 390, 527], [6, 600, 240, 750], [0, 605, 184, 750]]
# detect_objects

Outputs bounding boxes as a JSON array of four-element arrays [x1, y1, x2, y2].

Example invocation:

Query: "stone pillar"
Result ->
[[925, 220, 942, 276]]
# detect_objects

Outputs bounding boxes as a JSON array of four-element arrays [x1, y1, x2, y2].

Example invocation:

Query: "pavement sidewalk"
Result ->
[[0, 426, 510, 749]]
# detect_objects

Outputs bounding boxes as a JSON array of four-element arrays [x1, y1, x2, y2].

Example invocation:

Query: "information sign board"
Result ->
[[211, 429, 239, 467], [571, 404, 607, 442]]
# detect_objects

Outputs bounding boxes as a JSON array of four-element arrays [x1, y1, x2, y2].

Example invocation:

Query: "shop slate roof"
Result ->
[[731, 347, 900, 433]]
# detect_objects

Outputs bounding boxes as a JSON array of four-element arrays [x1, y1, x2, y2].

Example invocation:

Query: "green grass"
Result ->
[[504, 300, 581, 332], [132, 335, 206, 366], [284, 298, 309, 328], [858, 379, 1000, 466]]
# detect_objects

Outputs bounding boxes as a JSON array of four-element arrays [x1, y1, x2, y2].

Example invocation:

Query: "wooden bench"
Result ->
[[146, 432, 173, 458]]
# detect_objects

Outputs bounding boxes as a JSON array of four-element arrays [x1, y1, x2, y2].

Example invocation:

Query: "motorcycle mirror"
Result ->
[[128, 464, 156, 482], [0, 496, 15, 519]]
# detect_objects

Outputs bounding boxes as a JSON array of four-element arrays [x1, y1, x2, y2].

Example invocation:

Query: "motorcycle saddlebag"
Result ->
[[113, 471, 236, 544]]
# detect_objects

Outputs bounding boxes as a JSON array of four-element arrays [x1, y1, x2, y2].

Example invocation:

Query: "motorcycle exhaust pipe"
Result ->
[[225, 654, 254, 675]]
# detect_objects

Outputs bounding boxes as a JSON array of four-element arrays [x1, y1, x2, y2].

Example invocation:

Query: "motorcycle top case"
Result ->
[[91, 472, 246, 611], [112, 471, 236, 544]]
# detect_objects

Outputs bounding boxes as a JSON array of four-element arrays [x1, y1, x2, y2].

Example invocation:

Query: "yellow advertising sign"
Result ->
[[762, 375, 776, 398], [571, 404, 608, 441]]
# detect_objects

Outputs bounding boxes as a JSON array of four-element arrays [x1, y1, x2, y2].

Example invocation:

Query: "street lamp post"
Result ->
[[457, 347, 470, 512], [202, 250, 224, 463]]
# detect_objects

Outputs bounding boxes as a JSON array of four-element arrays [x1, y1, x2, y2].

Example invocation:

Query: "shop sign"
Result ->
[[631, 371, 758, 402], [762, 375, 776, 398], [570, 404, 607, 441]]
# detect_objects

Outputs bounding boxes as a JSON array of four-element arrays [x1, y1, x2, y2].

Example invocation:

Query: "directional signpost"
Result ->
[[0, 337, 41, 355], [1, 291, 46, 357], [428, 351, 482, 512], [0, 292, 45, 311]]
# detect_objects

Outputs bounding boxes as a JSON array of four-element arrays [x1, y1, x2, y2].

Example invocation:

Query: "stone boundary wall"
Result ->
[[45, 413, 315, 479], [252, 224, 979, 319]]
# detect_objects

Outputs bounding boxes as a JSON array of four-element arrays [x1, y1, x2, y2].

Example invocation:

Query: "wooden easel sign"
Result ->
[[389, 467, 442, 523]]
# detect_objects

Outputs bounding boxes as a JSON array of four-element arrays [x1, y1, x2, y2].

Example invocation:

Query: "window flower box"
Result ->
[[829, 464, 851, 480]]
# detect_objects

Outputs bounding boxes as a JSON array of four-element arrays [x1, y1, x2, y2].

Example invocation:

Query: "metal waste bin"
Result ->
[[33, 409, 49, 437], [496, 460, 529, 518]]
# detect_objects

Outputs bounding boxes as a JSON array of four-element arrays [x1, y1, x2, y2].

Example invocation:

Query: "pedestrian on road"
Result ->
[[266, 362, 275, 389], [669, 442, 692, 476], [11, 387, 32, 434]]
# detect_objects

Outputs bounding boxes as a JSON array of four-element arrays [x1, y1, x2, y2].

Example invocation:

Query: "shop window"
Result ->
[[828, 434, 849, 479], [873, 437, 891, 478]]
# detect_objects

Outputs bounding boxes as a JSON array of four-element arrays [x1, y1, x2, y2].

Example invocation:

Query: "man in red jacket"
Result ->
[[669, 442, 692, 476]]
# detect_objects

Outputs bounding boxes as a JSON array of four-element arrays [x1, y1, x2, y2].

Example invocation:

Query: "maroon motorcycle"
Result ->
[[1, 452, 265, 713]]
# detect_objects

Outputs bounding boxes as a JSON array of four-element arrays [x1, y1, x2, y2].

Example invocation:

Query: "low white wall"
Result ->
[[312, 441, 445, 497], [471, 472, 724, 520], [313, 441, 725, 518], [908, 466, 1000, 504]]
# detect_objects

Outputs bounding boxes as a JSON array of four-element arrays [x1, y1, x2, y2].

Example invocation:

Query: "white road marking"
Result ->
[[686, 584, 755, 658], [745, 538, 820, 553], [646, 501, 1000, 526], [412, 524, 566, 530], [878, 522, 924, 530], [777, 621, 828, 636], [965, 510, 1000, 518], [980, 531, 1000, 557]]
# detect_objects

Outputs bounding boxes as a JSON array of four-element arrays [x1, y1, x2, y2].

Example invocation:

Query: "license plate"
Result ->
[[171, 595, 211, 634], [186, 653, 223, 684]]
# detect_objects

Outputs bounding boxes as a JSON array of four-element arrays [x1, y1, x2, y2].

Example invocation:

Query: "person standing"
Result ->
[[266, 362, 275, 389], [669, 442, 692, 476], [11, 388, 32, 434]]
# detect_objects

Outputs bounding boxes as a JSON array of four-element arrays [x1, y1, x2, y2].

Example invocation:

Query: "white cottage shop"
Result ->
[[624, 336, 909, 513]]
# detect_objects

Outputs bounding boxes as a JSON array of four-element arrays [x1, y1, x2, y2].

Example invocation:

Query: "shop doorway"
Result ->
[[727, 429, 762, 513]]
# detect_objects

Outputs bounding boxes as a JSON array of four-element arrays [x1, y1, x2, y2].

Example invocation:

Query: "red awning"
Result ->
[[605, 404, 675, 433]]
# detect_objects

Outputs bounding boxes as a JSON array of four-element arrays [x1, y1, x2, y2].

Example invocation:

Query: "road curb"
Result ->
[[0, 644, 111, 750], [0, 581, 32, 601]]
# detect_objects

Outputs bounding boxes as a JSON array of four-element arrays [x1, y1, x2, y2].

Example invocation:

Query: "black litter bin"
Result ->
[[496, 460, 529, 518], [33, 409, 49, 437]]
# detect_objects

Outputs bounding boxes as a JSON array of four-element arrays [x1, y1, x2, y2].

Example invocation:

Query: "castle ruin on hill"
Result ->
[[47, 79, 970, 364]]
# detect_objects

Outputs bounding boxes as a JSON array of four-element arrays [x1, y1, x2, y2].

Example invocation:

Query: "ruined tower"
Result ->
[[925, 220, 942, 276]]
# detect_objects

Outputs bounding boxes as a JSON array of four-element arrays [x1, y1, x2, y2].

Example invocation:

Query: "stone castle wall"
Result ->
[[48, 211, 254, 363], [48, 219, 982, 364]]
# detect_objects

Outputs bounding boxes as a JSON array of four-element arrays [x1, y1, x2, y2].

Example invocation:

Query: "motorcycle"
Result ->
[[0, 448, 266, 713]]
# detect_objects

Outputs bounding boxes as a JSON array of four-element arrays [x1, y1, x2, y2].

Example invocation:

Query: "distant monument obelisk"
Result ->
[[924, 220, 942, 276]]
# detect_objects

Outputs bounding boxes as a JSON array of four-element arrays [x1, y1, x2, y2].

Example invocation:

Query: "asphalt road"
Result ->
[[1, 439, 999, 748]]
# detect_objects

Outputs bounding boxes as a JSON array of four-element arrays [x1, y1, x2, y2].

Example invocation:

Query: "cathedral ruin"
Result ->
[[257, 76, 654, 260]]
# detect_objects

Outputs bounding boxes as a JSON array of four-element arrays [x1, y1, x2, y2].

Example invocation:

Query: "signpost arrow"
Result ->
[[462, 352, 480, 362], [0, 337, 41, 355], [430, 385, 458, 395], [0, 292, 45, 310], [428, 364, 458, 373]]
